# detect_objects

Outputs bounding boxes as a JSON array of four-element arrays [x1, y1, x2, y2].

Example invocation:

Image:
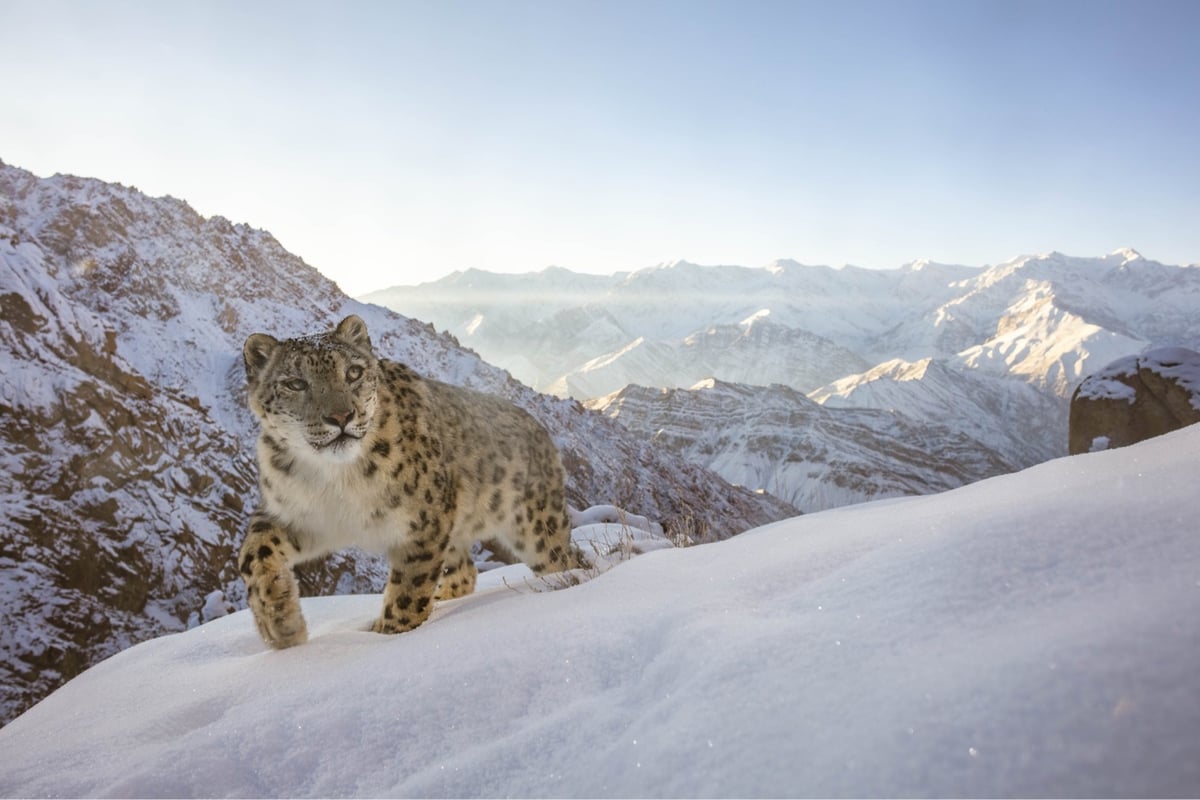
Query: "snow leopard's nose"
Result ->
[[323, 409, 355, 430]]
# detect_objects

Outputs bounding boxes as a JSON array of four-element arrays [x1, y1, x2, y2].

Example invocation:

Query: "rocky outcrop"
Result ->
[[1069, 347, 1200, 454]]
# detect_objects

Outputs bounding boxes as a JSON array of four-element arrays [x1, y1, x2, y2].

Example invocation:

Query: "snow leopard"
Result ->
[[238, 314, 584, 648]]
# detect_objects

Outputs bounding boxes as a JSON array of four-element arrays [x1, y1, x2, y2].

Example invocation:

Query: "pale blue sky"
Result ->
[[4, 0, 1198, 294]]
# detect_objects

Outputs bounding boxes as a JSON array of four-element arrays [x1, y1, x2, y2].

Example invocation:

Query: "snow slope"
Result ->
[[2, 425, 1197, 797]]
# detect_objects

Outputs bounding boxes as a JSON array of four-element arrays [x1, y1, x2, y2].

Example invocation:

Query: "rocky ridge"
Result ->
[[588, 379, 1018, 512]]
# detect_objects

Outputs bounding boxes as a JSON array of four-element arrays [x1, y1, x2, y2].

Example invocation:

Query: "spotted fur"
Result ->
[[238, 315, 583, 648]]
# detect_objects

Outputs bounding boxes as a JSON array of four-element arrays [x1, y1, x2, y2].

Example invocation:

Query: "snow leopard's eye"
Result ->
[[345, 365, 364, 383], [282, 378, 308, 392]]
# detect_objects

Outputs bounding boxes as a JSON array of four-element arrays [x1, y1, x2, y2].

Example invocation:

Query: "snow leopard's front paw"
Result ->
[[247, 569, 309, 649]]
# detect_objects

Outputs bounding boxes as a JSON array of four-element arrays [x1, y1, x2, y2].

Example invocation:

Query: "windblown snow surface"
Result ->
[[2, 427, 1198, 798]]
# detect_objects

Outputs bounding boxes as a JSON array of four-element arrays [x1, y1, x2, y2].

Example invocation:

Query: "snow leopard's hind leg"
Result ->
[[526, 505, 589, 575], [434, 544, 477, 601]]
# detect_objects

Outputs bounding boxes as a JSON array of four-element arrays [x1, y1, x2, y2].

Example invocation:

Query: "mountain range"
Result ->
[[0, 160, 793, 726], [365, 251, 1200, 508]]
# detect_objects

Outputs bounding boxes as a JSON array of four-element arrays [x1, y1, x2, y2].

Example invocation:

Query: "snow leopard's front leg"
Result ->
[[239, 512, 308, 649], [372, 537, 448, 635]]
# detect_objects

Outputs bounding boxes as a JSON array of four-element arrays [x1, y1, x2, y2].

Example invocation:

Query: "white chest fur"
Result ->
[[261, 445, 411, 555]]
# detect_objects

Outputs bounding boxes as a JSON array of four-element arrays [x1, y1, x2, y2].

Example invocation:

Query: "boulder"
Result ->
[[1069, 347, 1200, 454]]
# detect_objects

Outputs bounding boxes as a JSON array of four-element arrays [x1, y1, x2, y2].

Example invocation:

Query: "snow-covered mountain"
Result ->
[[362, 258, 978, 390], [588, 379, 1018, 512], [368, 251, 1200, 392], [3, 426, 1197, 797], [0, 161, 794, 726], [808, 357, 1068, 466], [365, 250, 1200, 479], [546, 314, 871, 400]]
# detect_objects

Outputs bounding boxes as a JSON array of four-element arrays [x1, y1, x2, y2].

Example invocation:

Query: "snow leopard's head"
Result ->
[[244, 315, 380, 462]]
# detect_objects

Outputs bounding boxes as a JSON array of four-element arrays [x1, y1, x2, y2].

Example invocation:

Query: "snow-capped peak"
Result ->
[[1107, 247, 1144, 264], [649, 258, 701, 271], [740, 308, 771, 327]]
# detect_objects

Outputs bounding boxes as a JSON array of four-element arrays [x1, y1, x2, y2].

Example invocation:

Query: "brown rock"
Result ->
[[1069, 348, 1200, 454]]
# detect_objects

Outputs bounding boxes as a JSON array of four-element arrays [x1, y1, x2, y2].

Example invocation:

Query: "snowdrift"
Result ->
[[1, 426, 1198, 797]]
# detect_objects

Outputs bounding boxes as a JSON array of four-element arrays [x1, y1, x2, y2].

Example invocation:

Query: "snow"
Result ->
[[1108, 247, 1144, 263], [2, 426, 1198, 796], [953, 283, 1146, 395], [1077, 369, 1140, 403], [1142, 346, 1200, 411], [569, 503, 660, 537], [1076, 348, 1200, 409], [1075, 354, 1139, 401], [739, 307, 771, 327]]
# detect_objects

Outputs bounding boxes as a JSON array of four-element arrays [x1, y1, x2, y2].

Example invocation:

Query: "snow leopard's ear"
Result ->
[[243, 333, 279, 384], [334, 315, 372, 354]]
